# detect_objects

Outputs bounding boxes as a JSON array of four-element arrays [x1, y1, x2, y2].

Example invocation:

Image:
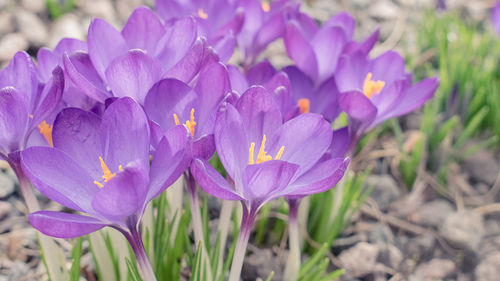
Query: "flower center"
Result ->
[[38, 121, 53, 147], [197, 8, 208, 19], [249, 134, 285, 164], [261, 1, 270, 12], [297, 98, 310, 114], [363, 72, 385, 98], [173, 108, 197, 137], [93, 157, 123, 188]]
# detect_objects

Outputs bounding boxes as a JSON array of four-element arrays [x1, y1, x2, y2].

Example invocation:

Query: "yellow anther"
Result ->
[[249, 142, 255, 165], [93, 181, 104, 188], [197, 8, 208, 19], [173, 113, 180, 125], [38, 121, 53, 147], [261, 1, 270, 12], [275, 146, 285, 160], [248, 135, 285, 164], [29, 114, 33, 119], [173, 108, 197, 137], [362, 72, 385, 98], [93, 157, 122, 188], [297, 98, 310, 114], [99, 157, 116, 182]]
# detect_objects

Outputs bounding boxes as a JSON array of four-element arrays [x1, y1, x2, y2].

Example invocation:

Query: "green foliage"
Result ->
[[69, 238, 83, 281], [299, 244, 344, 281], [308, 169, 371, 248], [46, 0, 75, 19]]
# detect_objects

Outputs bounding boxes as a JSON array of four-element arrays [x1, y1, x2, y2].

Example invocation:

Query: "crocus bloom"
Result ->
[[144, 61, 231, 161], [64, 6, 210, 104], [237, 0, 299, 67], [284, 12, 348, 86], [335, 50, 439, 151], [0, 51, 63, 158], [493, 1, 500, 37], [190, 87, 348, 281], [155, 0, 244, 62], [22, 97, 190, 280]]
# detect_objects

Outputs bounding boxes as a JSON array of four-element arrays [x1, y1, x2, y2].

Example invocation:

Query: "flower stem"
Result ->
[[284, 199, 301, 281], [185, 171, 213, 280], [126, 227, 157, 281], [228, 206, 256, 281], [8, 156, 40, 212]]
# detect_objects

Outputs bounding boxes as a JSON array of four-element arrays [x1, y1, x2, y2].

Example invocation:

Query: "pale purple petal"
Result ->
[[156, 16, 197, 69], [267, 113, 332, 175], [165, 38, 209, 83], [63, 53, 110, 103], [0, 52, 38, 102], [30, 67, 64, 128], [338, 91, 377, 122], [105, 50, 162, 104], [148, 125, 190, 201], [235, 86, 282, 144], [121, 6, 165, 55], [92, 162, 149, 221], [242, 160, 298, 203], [87, 19, 128, 78], [214, 103, 249, 184], [285, 158, 349, 198], [21, 147, 100, 213], [493, 2, 500, 37], [52, 108, 102, 179], [29, 211, 106, 238], [311, 26, 347, 84], [284, 21, 318, 80], [100, 97, 150, 169], [0, 87, 29, 153], [325, 12, 355, 39], [191, 158, 244, 200]]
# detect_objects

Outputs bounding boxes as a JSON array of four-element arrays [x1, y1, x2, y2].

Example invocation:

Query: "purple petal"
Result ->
[[36, 48, 59, 82], [338, 91, 377, 122], [242, 160, 298, 203], [311, 77, 341, 122], [63, 53, 110, 103], [227, 65, 248, 95], [105, 50, 162, 104], [30, 67, 64, 128], [148, 125, 190, 201], [334, 51, 369, 92], [285, 158, 349, 198], [267, 113, 332, 175], [165, 38, 209, 83], [156, 16, 198, 70], [214, 103, 249, 184], [92, 162, 149, 221], [311, 26, 347, 84], [284, 21, 318, 80], [192, 134, 215, 160], [52, 108, 102, 179], [209, 34, 236, 63], [246, 60, 277, 86], [493, 2, 500, 37], [0, 87, 29, 154], [383, 77, 439, 119], [29, 211, 106, 238], [328, 127, 349, 159], [190, 158, 244, 201], [121, 6, 165, 55], [235, 86, 282, 144], [325, 12, 355, 39], [0, 52, 38, 102], [21, 147, 100, 213], [87, 19, 128, 78], [144, 78, 197, 132], [100, 97, 150, 170], [370, 51, 406, 86], [194, 62, 231, 136], [284, 65, 315, 101], [343, 29, 379, 56], [54, 38, 88, 55]]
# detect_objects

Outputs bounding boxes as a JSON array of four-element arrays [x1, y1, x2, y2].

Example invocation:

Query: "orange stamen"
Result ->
[[297, 98, 310, 114], [362, 72, 385, 98], [248, 135, 285, 164], [197, 8, 208, 19], [38, 121, 53, 147]]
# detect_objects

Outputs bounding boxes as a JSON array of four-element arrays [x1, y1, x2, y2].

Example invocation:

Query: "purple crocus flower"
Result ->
[[283, 12, 348, 86], [64, 6, 211, 105], [493, 1, 500, 37], [238, 0, 299, 67], [335, 50, 439, 151], [0, 51, 64, 211], [144, 61, 231, 161], [190, 87, 348, 281], [21, 97, 190, 280], [155, 0, 244, 62]]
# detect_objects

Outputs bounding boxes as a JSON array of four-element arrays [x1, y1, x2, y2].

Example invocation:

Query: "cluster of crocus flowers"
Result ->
[[0, 0, 439, 280]]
